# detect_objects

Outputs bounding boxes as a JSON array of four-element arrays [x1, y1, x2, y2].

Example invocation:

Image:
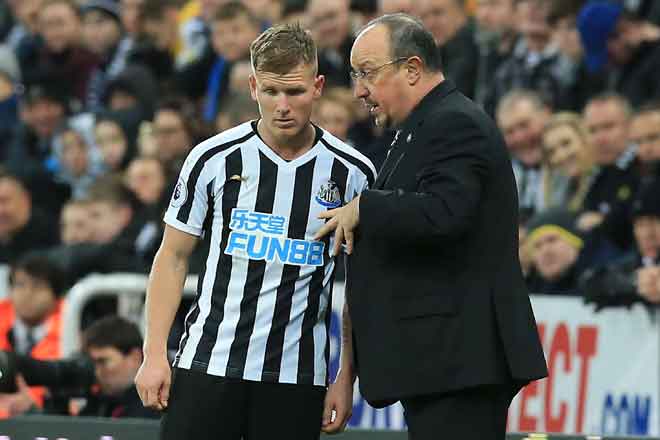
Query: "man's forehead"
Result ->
[[351, 26, 389, 67]]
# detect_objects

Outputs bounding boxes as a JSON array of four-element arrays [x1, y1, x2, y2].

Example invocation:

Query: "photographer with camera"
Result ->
[[0, 253, 67, 417], [77, 316, 159, 419], [581, 178, 660, 308], [0, 316, 159, 419]]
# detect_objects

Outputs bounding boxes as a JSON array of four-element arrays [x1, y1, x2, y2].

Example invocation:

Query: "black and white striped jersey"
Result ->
[[164, 120, 376, 386]]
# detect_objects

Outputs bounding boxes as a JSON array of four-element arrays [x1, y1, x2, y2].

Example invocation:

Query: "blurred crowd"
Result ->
[[1, 0, 660, 419]]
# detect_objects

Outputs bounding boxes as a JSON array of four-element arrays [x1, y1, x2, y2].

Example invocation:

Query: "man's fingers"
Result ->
[[159, 377, 171, 408], [314, 217, 338, 240], [333, 226, 345, 257], [344, 229, 354, 255], [322, 399, 335, 427], [317, 208, 338, 219]]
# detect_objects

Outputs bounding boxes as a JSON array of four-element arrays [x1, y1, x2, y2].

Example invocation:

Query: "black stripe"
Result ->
[[226, 151, 278, 377], [321, 138, 376, 187], [324, 274, 336, 386], [191, 149, 243, 370], [175, 179, 216, 365], [261, 158, 316, 381], [296, 159, 347, 384], [331, 158, 349, 206], [176, 131, 255, 224]]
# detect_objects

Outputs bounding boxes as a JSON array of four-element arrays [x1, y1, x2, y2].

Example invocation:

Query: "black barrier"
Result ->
[[0, 417, 655, 440]]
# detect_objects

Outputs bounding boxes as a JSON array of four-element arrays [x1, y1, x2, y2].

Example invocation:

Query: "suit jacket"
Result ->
[[347, 79, 547, 407]]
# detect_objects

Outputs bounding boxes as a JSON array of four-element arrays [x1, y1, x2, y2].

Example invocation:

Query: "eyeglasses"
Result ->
[[350, 57, 408, 84]]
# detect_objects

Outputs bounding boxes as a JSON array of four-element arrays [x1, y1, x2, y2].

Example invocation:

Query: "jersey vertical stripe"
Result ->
[[225, 151, 278, 377]]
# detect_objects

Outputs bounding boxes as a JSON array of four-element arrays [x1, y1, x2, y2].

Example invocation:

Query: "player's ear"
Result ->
[[314, 75, 325, 99], [249, 74, 258, 101]]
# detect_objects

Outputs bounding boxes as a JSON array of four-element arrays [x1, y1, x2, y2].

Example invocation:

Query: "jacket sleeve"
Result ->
[[359, 113, 492, 244]]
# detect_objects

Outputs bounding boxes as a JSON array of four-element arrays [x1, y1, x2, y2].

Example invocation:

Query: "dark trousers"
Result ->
[[160, 368, 326, 440], [401, 384, 518, 440]]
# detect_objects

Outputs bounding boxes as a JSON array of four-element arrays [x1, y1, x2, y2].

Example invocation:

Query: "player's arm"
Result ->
[[135, 225, 197, 410], [323, 301, 356, 433]]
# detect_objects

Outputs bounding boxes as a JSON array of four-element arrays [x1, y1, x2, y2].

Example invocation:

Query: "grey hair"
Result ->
[[361, 13, 443, 72], [496, 89, 548, 119]]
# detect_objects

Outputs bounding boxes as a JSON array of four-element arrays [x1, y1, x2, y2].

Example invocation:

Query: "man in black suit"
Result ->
[[316, 14, 547, 439]]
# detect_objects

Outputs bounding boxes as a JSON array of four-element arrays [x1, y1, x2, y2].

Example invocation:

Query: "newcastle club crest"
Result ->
[[315, 180, 342, 209]]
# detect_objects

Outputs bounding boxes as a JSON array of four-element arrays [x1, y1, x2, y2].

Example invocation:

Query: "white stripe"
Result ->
[[242, 166, 297, 381], [278, 152, 334, 383], [208, 144, 261, 376]]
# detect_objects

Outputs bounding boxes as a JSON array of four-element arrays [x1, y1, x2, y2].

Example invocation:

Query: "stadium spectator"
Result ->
[[0, 170, 59, 264], [152, 98, 198, 180], [243, 0, 282, 23], [546, 0, 596, 112], [120, 0, 144, 38], [279, 0, 308, 26], [101, 64, 159, 123], [577, 1, 660, 108], [54, 127, 103, 199], [0, 254, 67, 417], [483, 0, 578, 114], [79, 316, 159, 418], [473, 0, 517, 106], [59, 199, 94, 245], [94, 114, 137, 173], [214, 91, 259, 133], [581, 179, 660, 307], [134, 0, 178, 84], [540, 112, 596, 212], [81, 0, 134, 112], [378, 0, 414, 15], [525, 208, 584, 295], [417, 0, 479, 98], [176, 0, 231, 68], [307, 0, 354, 87], [312, 87, 355, 143], [5, 82, 69, 179], [20, 0, 98, 107], [176, 2, 261, 122], [227, 59, 252, 95], [579, 92, 639, 251], [629, 103, 660, 179], [125, 156, 168, 211], [3, 0, 41, 54], [496, 89, 549, 215]]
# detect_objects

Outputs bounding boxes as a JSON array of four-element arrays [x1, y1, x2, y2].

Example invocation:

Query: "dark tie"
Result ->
[[25, 329, 36, 355]]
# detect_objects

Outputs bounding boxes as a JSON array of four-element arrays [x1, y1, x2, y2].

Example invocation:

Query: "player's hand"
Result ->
[[135, 353, 171, 411], [321, 373, 354, 434], [315, 196, 360, 255]]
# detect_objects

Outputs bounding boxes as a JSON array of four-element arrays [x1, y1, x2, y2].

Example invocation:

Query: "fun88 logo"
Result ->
[[225, 208, 325, 266]]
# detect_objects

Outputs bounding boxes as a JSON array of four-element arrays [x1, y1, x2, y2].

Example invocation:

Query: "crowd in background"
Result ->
[[1, 0, 660, 418]]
